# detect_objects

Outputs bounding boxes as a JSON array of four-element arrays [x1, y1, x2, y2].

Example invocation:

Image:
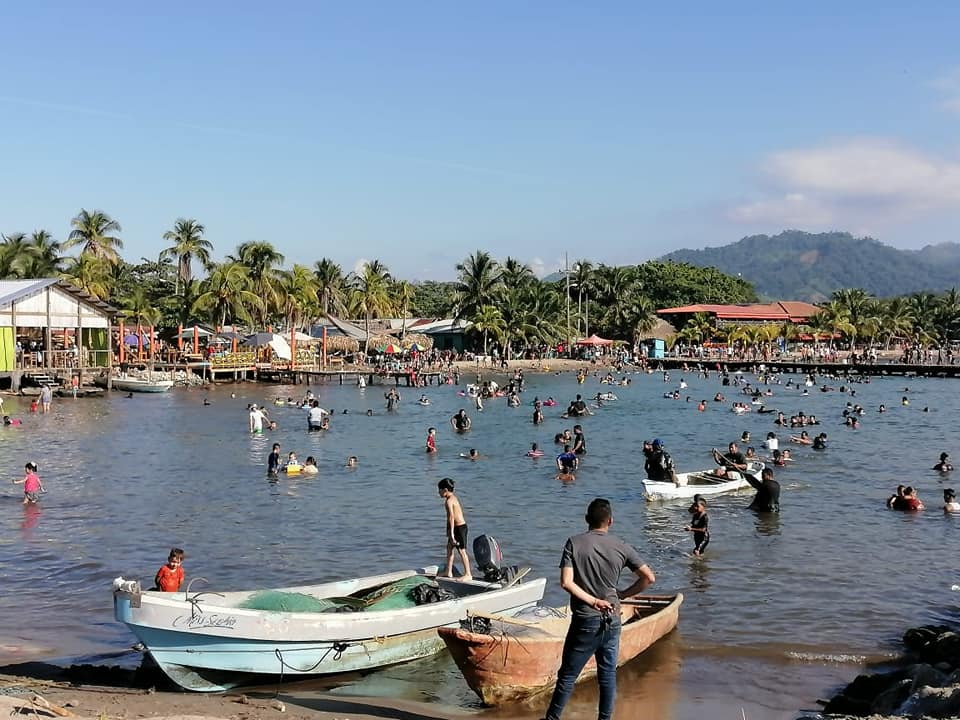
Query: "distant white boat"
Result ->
[[98, 376, 174, 393]]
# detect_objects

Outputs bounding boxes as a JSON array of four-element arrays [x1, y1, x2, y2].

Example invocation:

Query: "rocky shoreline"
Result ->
[[799, 624, 960, 719]]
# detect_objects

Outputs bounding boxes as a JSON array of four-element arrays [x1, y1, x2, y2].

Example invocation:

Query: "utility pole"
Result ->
[[565, 253, 570, 355], [585, 294, 589, 338]]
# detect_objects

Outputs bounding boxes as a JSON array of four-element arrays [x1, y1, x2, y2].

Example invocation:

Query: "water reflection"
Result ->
[[686, 557, 712, 593], [753, 511, 782, 536], [21, 503, 41, 535]]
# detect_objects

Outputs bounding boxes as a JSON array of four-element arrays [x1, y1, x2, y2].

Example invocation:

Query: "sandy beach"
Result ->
[[0, 670, 474, 720]]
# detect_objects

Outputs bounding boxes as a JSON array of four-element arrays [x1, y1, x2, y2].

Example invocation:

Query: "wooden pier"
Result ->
[[653, 357, 960, 378]]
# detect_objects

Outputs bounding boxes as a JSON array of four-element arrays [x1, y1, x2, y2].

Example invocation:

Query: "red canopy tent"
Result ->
[[576, 334, 614, 346]]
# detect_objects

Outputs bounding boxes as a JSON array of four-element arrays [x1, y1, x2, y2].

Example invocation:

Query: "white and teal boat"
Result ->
[[113, 567, 545, 692]]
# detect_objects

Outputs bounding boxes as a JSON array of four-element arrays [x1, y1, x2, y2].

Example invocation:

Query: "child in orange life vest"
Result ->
[[154, 548, 185, 592]]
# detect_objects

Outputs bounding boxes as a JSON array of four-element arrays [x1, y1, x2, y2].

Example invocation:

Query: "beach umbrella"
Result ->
[[406, 341, 425, 351], [383, 343, 401, 354], [268, 336, 292, 360], [242, 332, 283, 347]]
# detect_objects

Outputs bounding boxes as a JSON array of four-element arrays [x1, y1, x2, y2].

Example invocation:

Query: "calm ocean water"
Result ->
[[1, 368, 957, 719]]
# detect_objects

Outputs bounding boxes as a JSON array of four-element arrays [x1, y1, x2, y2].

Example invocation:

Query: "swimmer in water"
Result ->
[[555, 469, 576, 482], [460, 448, 480, 461], [346, 456, 358, 467], [526, 442, 544, 457], [933, 452, 953, 472]]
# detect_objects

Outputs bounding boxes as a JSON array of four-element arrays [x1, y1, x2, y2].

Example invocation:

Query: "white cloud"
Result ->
[[931, 68, 960, 116], [729, 192, 835, 226], [729, 138, 960, 230], [352, 258, 369, 275], [529, 257, 547, 278]]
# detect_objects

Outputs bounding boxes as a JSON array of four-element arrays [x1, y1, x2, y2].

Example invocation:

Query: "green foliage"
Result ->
[[662, 231, 960, 302], [635, 260, 758, 307], [411, 281, 457, 317]]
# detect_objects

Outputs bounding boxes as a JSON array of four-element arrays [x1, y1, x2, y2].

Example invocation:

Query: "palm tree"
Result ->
[[192, 262, 263, 328], [66, 209, 123, 262], [453, 251, 501, 321], [347, 261, 395, 353], [470, 305, 506, 355], [393, 280, 415, 341], [501, 257, 534, 290], [683, 312, 716, 346], [62, 254, 112, 299], [313, 258, 348, 317], [5, 230, 66, 277], [592, 265, 640, 339], [229, 241, 285, 326], [878, 297, 914, 349], [276, 264, 320, 330], [161, 219, 212, 295], [120, 286, 163, 327], [0, 233, 32, 278]]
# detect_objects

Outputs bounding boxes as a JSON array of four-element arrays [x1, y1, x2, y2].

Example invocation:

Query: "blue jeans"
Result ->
[[544, 611, 621, 720]]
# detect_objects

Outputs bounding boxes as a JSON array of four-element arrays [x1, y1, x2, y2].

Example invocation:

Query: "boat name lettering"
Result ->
[[172, 613, 238, 630]]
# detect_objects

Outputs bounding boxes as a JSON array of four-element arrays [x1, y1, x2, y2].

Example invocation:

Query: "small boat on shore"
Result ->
[[93, 374, 174, 393], [642, 461, 765, 501], [111, 377, 174, 393], [439, 594, 683, 705], [113, 566, 545, 692]]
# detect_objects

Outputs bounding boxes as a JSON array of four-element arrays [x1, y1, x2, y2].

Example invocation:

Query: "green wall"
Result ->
[[82, 328, 109, 367]]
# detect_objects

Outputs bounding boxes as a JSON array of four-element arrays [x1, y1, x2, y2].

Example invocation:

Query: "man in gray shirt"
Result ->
[[542, 498, 656, 720]]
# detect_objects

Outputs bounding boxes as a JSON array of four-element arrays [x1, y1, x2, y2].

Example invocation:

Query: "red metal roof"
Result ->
[[657, 301, 819, 323]]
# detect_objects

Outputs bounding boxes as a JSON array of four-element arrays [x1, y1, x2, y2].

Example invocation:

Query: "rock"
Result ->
[[907, 662, 950, 691], [270, 699, 285, 712], [821, 669, 910, 716], [870, 677, 912, 714], [904, 625, 951, 657], [931, 631, 960, 666], [897, 683, 960, 717]]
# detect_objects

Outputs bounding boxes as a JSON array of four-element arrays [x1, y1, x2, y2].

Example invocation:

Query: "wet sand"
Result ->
[[0, 671, 474, 720]]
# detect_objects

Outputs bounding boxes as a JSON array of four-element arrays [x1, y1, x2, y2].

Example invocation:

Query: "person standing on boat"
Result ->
[[153, 548, 185, 592], [542, 498, 655, 720], [438, 478, 471, 581]]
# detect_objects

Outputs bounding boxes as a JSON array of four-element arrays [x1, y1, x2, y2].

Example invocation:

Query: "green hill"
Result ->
[[660, 231, 960, 302]]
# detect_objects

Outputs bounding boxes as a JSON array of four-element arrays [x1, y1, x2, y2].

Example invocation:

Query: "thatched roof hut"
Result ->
[[324, 335, 360, 353], [637, 319, 677, 342]]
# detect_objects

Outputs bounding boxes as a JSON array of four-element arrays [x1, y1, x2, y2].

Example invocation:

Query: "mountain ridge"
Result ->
[[659, 230, 960, 302]]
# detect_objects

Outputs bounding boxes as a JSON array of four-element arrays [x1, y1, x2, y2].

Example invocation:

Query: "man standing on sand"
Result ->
[[542, 498, 655, 720], [438, 478, 471, 581]]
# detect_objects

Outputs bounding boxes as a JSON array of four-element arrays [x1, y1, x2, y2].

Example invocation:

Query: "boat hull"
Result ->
[[96, 377, 174, 393], [114, 569, 545, 692], [642, 462, 764, 501], [439, 594, 683, 705]]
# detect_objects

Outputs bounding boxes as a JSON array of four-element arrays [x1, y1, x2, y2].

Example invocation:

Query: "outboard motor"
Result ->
[[473, 534, 522, 584]]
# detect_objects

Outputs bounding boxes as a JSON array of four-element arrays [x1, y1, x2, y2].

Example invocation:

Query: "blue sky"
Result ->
[[2, 1, 959, 280]]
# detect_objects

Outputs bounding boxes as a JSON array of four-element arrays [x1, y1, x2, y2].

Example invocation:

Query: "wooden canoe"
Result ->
[[438, 593, 683, 705]]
